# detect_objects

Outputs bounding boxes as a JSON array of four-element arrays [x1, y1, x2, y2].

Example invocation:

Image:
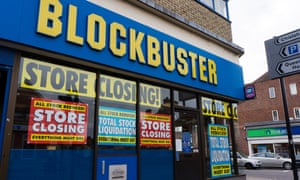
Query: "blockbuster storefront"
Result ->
[[0, 0, 245, 179]]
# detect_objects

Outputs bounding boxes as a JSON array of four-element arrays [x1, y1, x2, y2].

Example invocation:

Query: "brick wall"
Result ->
[[237, 78, 283, 154], [237, 73, 300, 155], [146, 0, 233, 41]]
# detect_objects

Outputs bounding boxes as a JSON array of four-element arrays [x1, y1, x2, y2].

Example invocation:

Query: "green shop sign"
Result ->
[[247, 127, 287, 137], [247, 126, 300, 137]]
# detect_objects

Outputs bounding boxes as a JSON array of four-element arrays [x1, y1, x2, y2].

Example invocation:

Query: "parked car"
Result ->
[[236, 152, 262, 169], [248, 152, 292, 170], [277, 152, 289, 158]]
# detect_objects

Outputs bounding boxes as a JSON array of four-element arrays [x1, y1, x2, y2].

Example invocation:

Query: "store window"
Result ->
[[8, 57, 96, 179], [204, 116, 232, 178], [202, 97, 234, 179], [96, 74, 138, 180], [174, 90, 197, 109], [274, 144, 289, 157], [98, 74, 137, 150], [252, 144, 273, 154], [139, 83, 171, 148], [139, 83, 173, 180]]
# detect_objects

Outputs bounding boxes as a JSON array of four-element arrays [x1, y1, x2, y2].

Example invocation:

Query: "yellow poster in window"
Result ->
[[20, 58, 96, 98]]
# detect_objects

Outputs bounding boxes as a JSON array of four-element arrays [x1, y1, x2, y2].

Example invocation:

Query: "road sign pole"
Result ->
[[279, 77, 298, 180]]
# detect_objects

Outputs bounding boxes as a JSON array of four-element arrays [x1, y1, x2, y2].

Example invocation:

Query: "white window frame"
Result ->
[[269, 87, 276, 98], [197, 0, 229, 19], [272, 110, 279, 121], [289, 83, 297, 95], [214, 0, 228, 18], [200, 0, 213, 7], [294, 107, 300, 119]]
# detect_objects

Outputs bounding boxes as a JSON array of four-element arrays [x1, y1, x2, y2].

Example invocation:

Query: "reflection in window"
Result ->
[[174, 90, 197, 108]]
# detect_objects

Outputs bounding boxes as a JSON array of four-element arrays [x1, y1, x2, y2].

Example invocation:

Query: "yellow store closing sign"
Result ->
[[20, 58, 96, 98], [21, 58, 162, 108], [202, 97, 238, 120]]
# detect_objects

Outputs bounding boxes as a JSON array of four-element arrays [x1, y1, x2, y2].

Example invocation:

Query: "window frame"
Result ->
[[196, 0, 229, 19], [272, 110, 279, 121], [289, 83, 297, 95], [269, 87, 276, 98], [294, 107, 300, 119]]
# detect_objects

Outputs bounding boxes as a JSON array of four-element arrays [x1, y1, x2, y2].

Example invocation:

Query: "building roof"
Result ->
[[253, 72, 270, 83], [244, 72, 270, 85]]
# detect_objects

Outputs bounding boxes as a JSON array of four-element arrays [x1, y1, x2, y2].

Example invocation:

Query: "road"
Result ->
[[239, 168, 296, 180]]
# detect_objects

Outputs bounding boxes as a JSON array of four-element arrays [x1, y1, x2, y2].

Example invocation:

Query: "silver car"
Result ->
[[236, 152, 262, 169], [248, 152, 292, 170]]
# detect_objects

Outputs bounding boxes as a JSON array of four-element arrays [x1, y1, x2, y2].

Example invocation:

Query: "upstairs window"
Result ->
[[197, 0, 229, 19], [290, 83, 297, 95], [272, 110, 279, 121], [269, 87, 276, 98], [294, 107, 300, 119]]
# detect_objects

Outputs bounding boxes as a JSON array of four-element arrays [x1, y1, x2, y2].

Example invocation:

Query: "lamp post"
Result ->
[[280, 77, 298, 180]]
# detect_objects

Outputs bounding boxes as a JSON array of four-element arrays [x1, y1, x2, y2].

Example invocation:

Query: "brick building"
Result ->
[[237, 72, 300, 156], [0, 0, 245, 180]]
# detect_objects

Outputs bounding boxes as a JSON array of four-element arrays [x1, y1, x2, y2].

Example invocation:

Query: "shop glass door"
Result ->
[[175, 110, 202, 180]]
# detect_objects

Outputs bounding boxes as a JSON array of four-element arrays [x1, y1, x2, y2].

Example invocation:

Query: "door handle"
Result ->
[[102, 160, 105, 175]]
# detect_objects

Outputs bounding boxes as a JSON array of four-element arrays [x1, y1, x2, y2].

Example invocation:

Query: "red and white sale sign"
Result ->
[[27, 98, 88, 144], [140, 112, 172, 147]]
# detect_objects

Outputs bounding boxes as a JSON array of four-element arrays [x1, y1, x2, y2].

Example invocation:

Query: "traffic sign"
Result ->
[[275, 29, 300, 44], [280, 42, 300, 58], [276, 57, 300, 75], [265, 28, 300, 79]]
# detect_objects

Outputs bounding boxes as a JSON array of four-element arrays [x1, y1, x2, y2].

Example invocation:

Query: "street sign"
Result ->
[[275, 29, 300, 44], [280, 42, 300, 58], [265, 28, 300, 79], [276, 57, 300, 75]]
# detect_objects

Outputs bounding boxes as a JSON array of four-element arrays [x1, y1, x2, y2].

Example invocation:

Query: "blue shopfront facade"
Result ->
[[0, 0, 245, 179]]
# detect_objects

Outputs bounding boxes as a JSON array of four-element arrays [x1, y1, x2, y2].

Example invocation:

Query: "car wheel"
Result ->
[[283, 162, 292, 170], [245, 163, 253, 169]]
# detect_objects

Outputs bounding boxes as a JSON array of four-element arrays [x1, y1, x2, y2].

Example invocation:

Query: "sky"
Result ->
[[229, 0, 300, 83]]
